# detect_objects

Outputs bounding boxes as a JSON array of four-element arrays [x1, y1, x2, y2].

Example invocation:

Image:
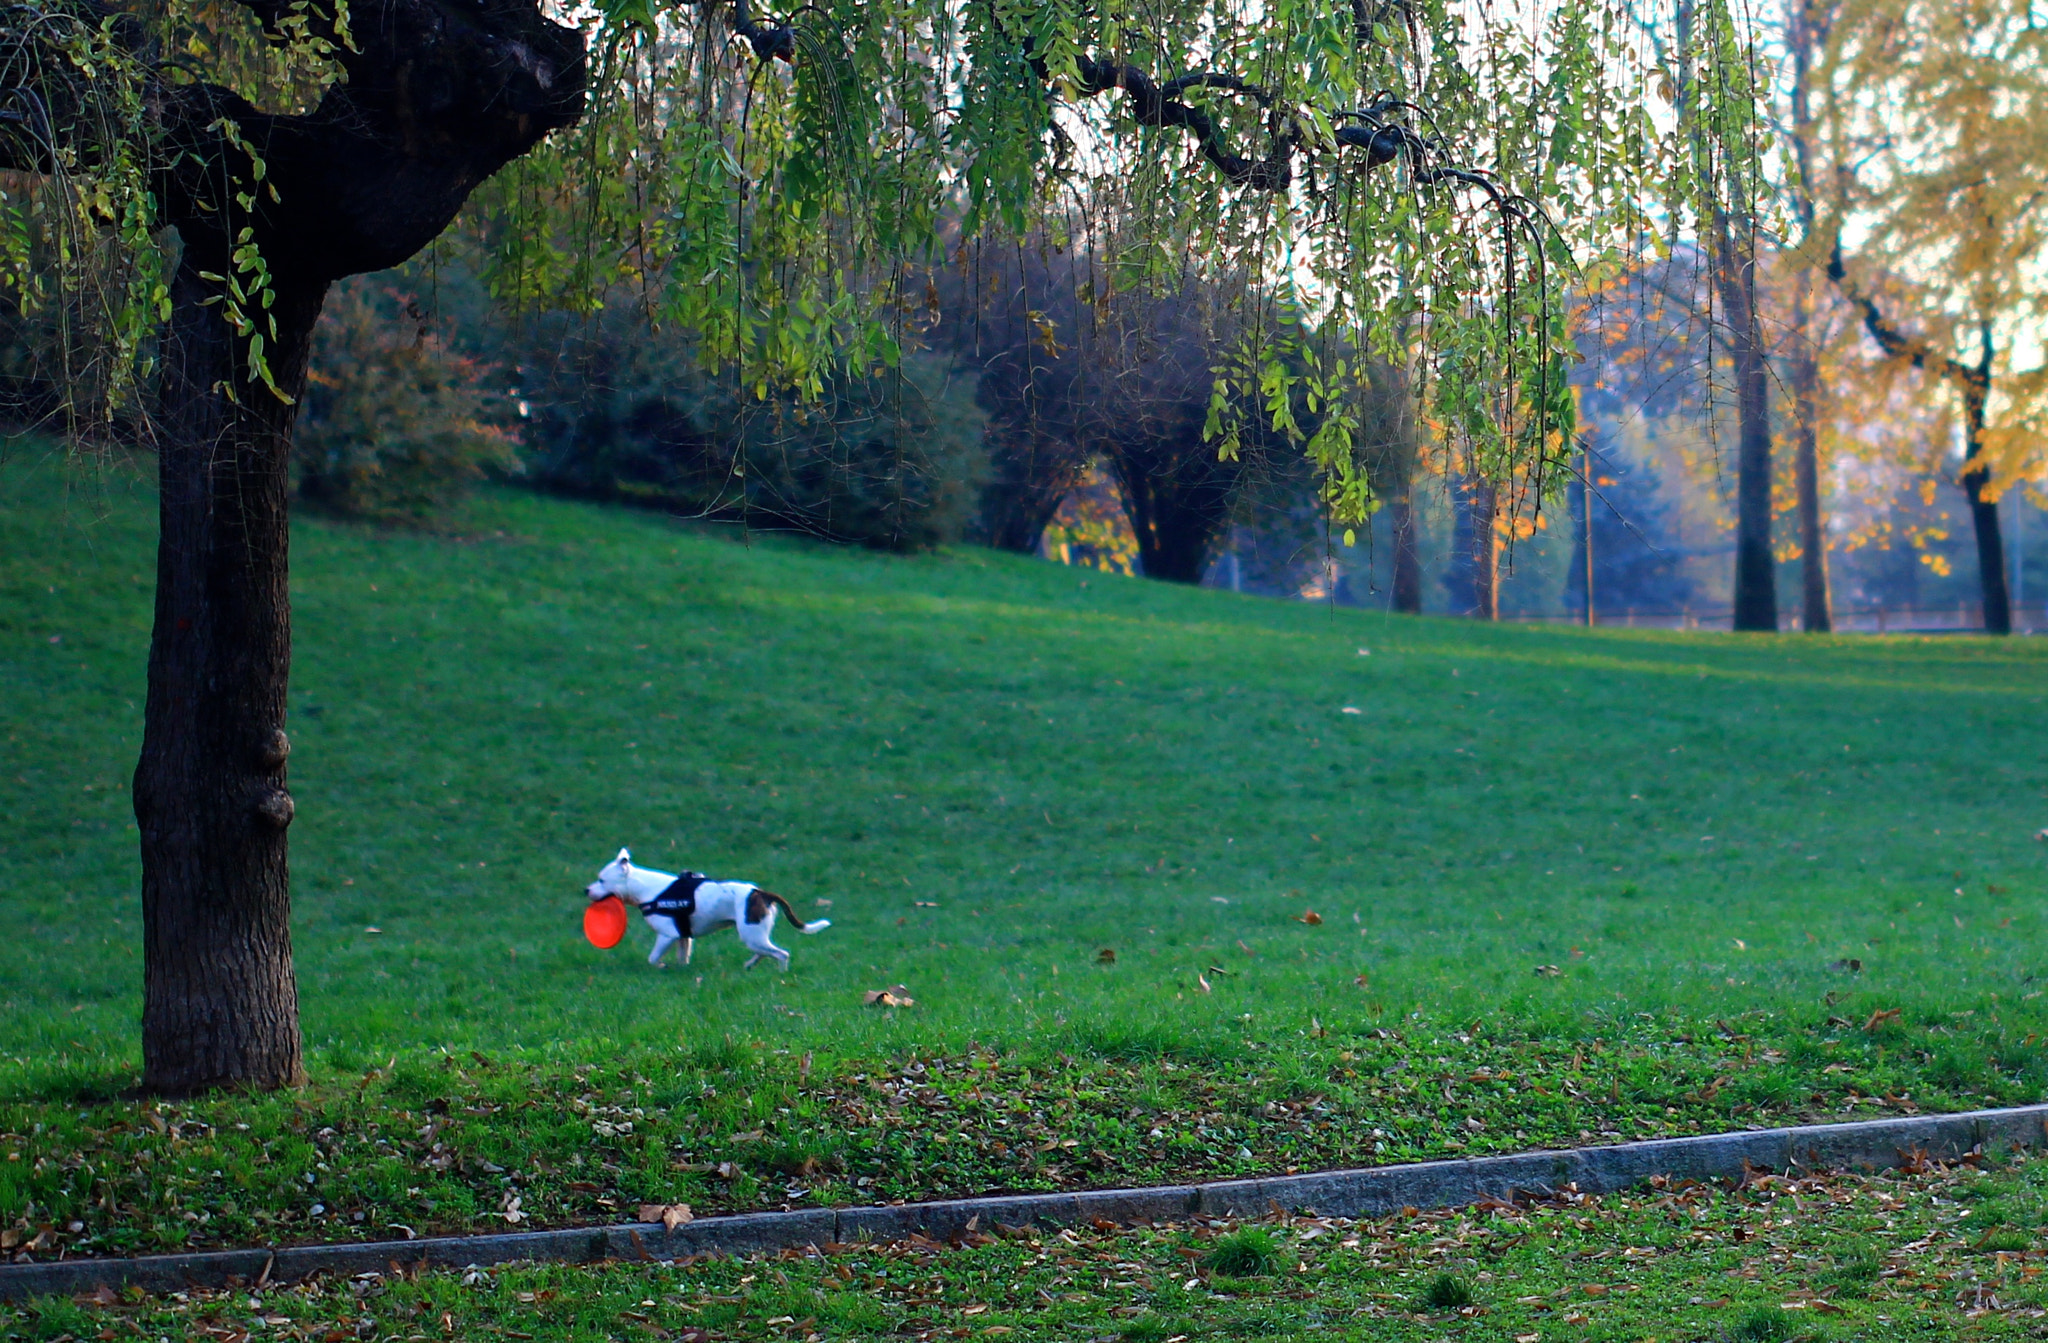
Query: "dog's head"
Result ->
[[586, 847, 634, 902]]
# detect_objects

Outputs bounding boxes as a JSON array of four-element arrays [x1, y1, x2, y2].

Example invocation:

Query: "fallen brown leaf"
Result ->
[[637, 1203, 693, 1231], [1865, 1007, 1902, 1032], [1097, 948, 1116, 964], [1297, 910, 1323, 926]]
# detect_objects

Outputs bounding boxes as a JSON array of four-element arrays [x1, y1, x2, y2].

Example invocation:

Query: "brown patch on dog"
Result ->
[[748, 887, 811, 929]]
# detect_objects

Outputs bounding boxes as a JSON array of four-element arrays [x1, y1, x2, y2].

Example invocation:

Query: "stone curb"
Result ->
[[5, 1103, 2044, 1302]]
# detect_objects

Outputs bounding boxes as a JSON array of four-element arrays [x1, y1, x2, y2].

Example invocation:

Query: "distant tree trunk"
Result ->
[[1785, 0, 1830, 634], [1469, 476, 1499, 619], [1109, 440, 1240, 582], [1566, 467, 1590, 621], [1443, 471, 1497, 618], [974, 433, 1086, 552], [1715, 212, 1777, 632], [1361, 355, 1422, 613], [1789, 339, 1831, 632], [1390, 491, 1422, 613], [1960, 373, 2014, 635]]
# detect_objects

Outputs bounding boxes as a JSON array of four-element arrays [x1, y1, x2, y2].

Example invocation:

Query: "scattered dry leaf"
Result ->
[[1865, 1007, 1902, 1032], [637, 1203, 693, 1230], [1297, 910, 1323, 926], [1097, 948, 1116, 964], [864, 986, 915, 1007], [1533, 964, 1562, 978]]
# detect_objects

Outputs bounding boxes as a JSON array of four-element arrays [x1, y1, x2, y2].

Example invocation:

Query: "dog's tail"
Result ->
[[759, 890, 832, 934]]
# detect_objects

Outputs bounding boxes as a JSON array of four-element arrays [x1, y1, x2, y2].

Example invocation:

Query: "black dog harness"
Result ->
[[640, 872, 705, 927]]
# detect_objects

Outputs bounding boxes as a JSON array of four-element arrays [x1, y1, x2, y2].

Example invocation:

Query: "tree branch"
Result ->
[[1827, 237, 1983, 394], [1072, 56, 1295, 190]]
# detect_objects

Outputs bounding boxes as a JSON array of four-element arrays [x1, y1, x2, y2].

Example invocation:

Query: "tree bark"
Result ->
[[1715, 213, 1778, 632], [136, 259, 328, 1095], [120, 0, 585, 1091]]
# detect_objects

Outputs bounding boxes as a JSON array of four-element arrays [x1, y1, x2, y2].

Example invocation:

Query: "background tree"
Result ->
[[1816, 0, 2048, 635], [1670, 0, 1779, 630], [941, 242, 1091, 553], [1779, 0, 1835, 631]]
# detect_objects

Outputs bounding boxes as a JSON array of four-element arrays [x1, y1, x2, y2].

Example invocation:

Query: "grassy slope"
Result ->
[[3, 451, 2047, 1256]]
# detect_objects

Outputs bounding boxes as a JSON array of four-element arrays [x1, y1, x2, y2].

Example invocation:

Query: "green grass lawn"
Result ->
[[3, 449, 2047, 1260]]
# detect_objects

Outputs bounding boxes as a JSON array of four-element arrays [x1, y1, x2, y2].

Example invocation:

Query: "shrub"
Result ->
[[1201, 1227, 1281, 1277], [510, 309, 985, 552], [295, 280, 518, 522]]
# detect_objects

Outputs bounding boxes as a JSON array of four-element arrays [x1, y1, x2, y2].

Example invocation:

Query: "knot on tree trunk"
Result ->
[[252, 786, 295, 830], [258, 728, 291, 769]]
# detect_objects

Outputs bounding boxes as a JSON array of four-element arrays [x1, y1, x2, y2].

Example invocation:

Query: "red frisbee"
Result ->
[[584, 895, 628, 949]]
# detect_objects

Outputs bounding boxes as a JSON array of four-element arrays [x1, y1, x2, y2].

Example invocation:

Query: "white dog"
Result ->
[[585, 848, 831, 970]]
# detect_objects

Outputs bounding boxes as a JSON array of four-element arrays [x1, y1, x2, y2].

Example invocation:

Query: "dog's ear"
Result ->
[[616, 847, 631, 867]]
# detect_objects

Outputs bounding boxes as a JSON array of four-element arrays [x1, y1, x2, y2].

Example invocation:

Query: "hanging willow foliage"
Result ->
[[2, 0, 1738, 517], [452, 0, 1706, 534]]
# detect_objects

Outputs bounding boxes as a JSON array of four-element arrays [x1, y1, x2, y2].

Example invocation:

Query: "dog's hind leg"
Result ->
[[738, 919, 790, 971]]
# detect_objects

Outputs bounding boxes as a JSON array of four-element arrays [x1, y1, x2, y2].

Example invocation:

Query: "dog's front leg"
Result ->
[[683, 937, 694, 965]]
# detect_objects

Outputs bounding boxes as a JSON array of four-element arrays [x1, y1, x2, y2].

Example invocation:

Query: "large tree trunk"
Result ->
[[1960, 385, 2013, 635], [135, 261, 328, 1094], [1715, 214, 1778, 633], [121, 0, 585, 1091]]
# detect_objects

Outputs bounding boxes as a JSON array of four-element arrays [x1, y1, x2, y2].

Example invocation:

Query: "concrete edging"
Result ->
[[5, 1103, 2044, 1301]]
